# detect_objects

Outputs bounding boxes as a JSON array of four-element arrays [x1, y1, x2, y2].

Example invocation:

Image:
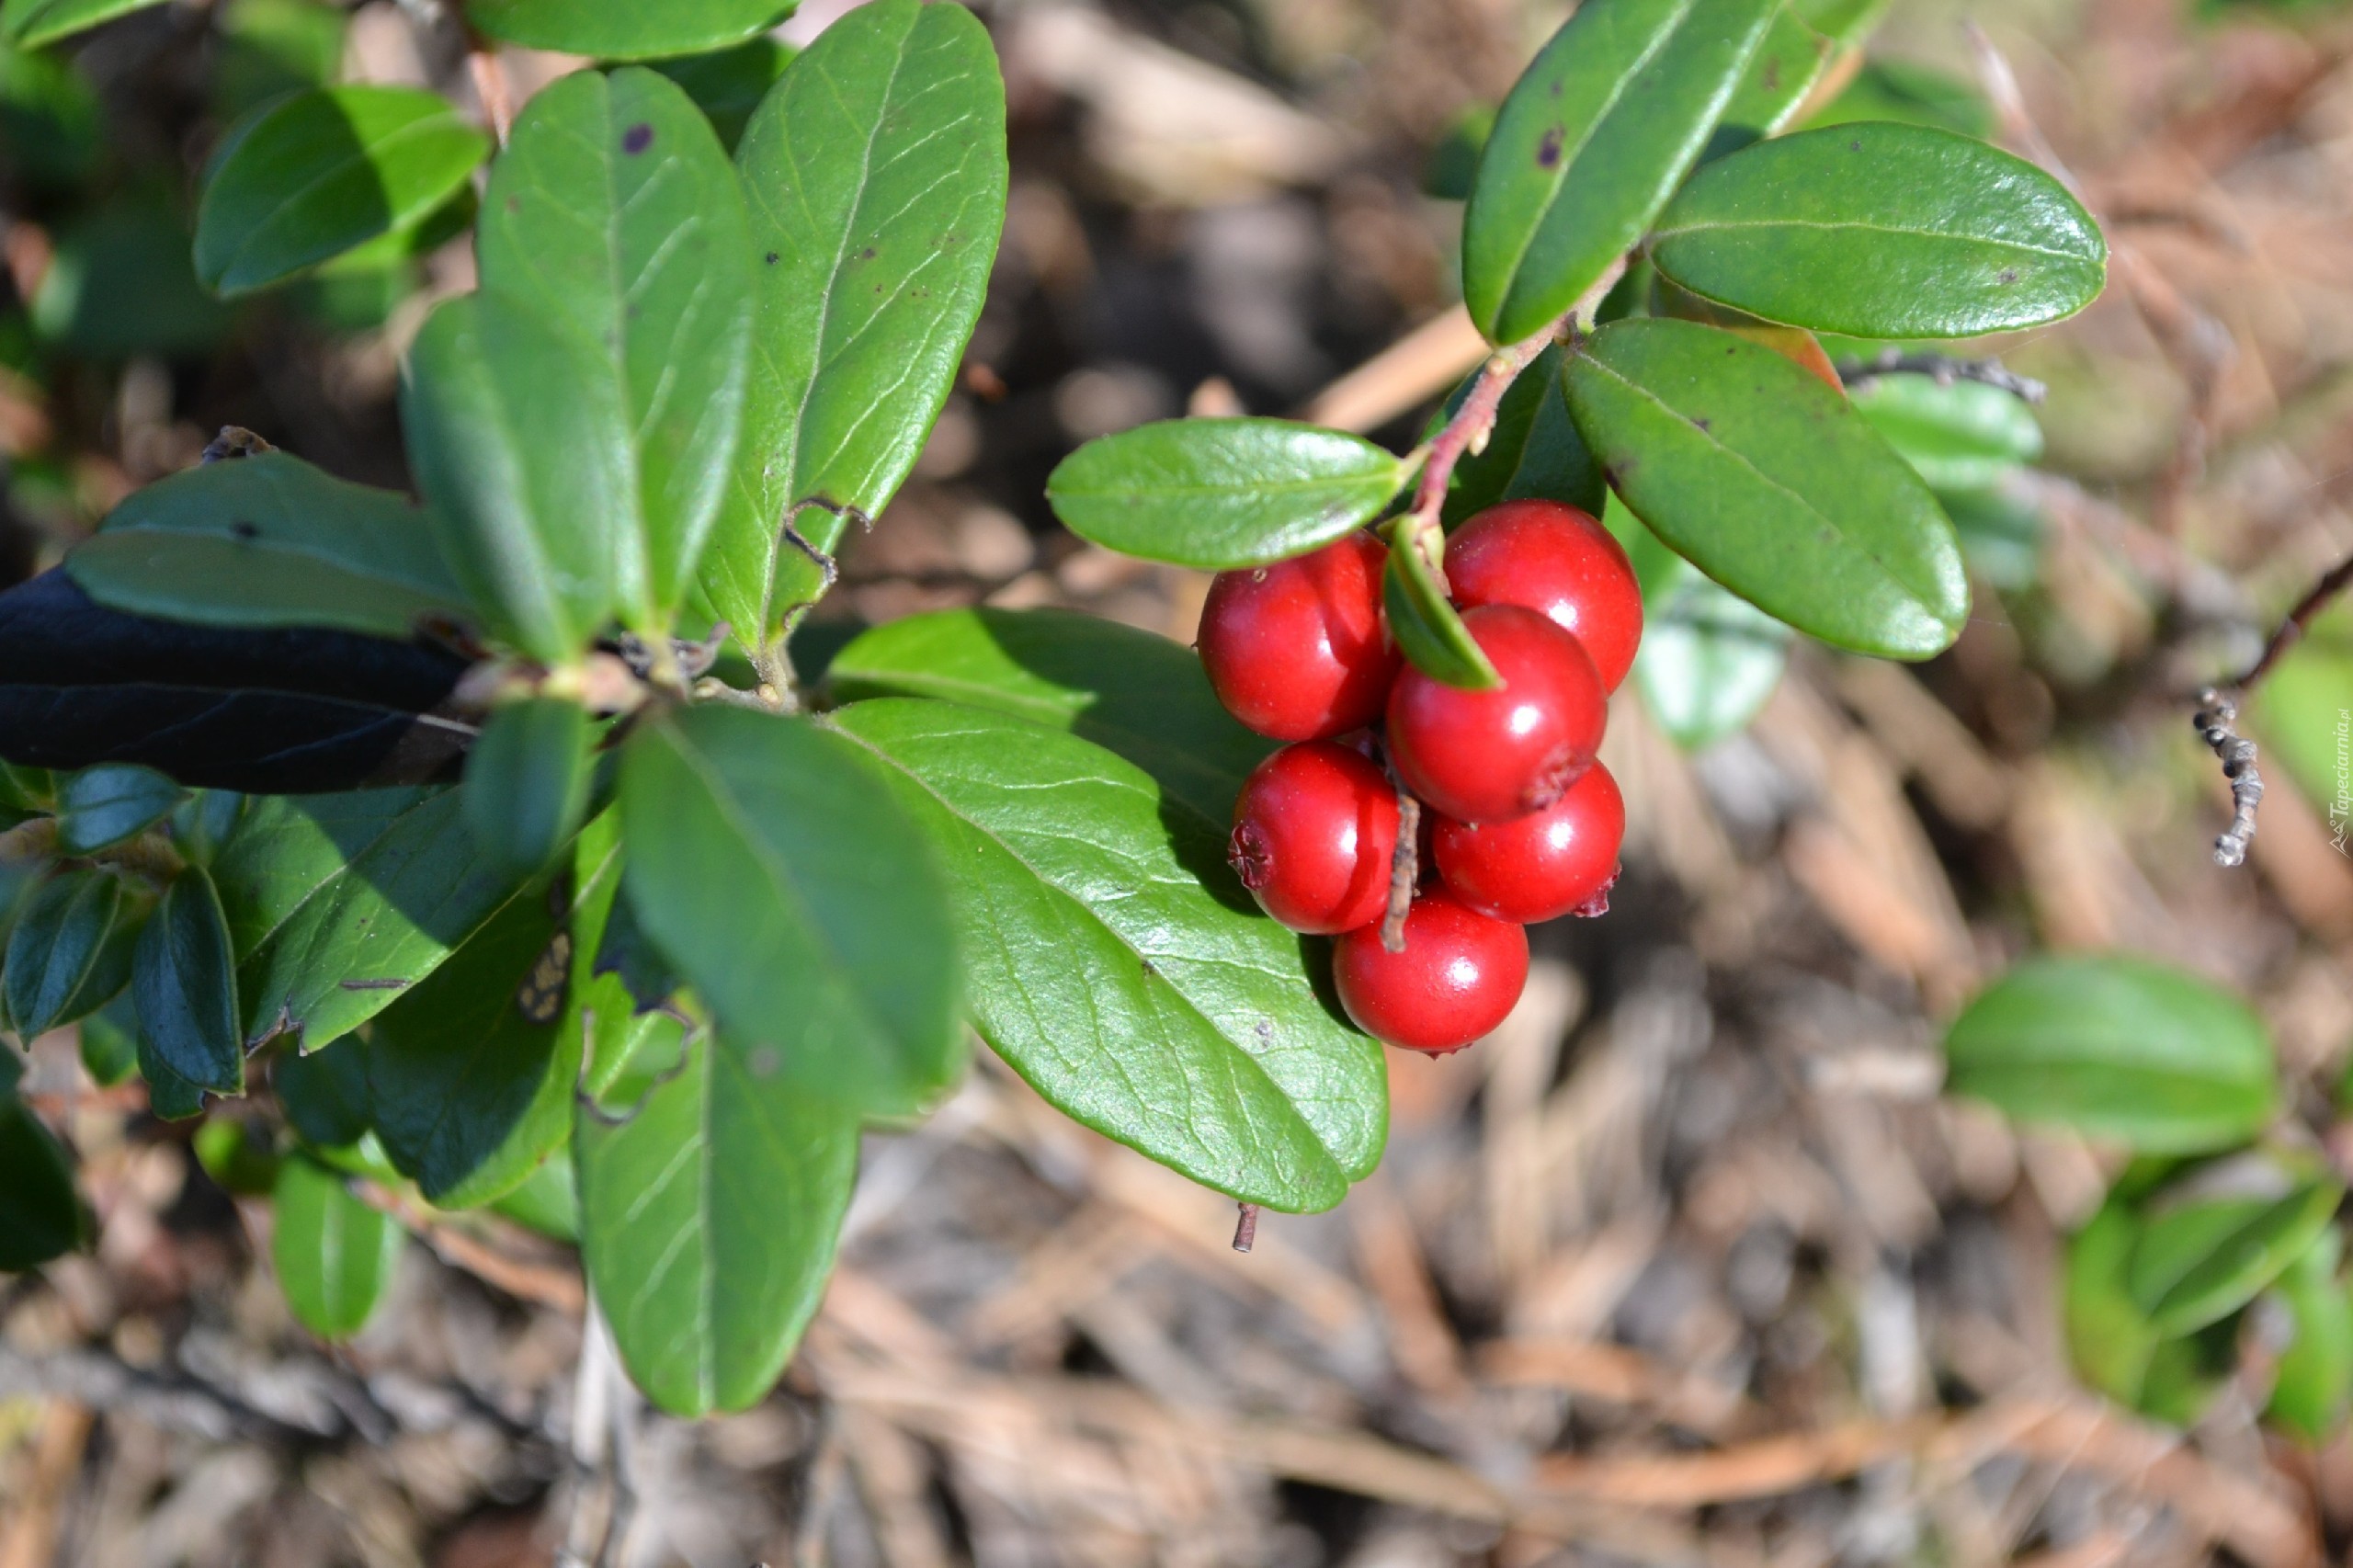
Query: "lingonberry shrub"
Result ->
[[0, 0, 2125, 1427]]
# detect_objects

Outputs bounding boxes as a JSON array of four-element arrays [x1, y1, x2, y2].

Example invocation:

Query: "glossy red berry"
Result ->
[[1332, 889, 1529, 1054], [1385, 603, 1607, 824], [1445, 499, 1643, 692], [1432, 761, 1623, 924], [1228, 742, 1400, 934], [1198, 534, 1398, 741]]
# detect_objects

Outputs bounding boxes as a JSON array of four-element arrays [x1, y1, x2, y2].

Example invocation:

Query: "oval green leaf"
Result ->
[[195, 86, 490, 296], [645, 36, 794, 151], [1715, 6, 1834, 146], [464, 0, 791, 60], [55, 762, 184, 855], [830, 699, 1388, 1212], [5, 869, 140, 1039], [77, 991, 140, 1087], [270, 1154, 403, 1338], [1461, 0, 1779, 345], [131, 866, 244, 1119], [1650, 122, 2108, 339], [2063, 1196, 2163, 1409], [276, 1037, 373, 1152], [2269, 1231, 2353, 1443], [1637, 563, 1791, 747], [2, 0, 165, 49], [1564, 317, 1968, 658], [1943, 955, 2278, 1154], [2129, 1176, 2344, 1338], [460, 697, 592, 882], [0, 1088, 87, 1270], [1437, 345, 1606, 526], [1849, 372, 2042, 493], [1385, 534, 1502, 690]]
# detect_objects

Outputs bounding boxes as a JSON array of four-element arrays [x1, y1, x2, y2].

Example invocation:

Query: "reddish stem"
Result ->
[[1232, 1202, 1260, 1254]]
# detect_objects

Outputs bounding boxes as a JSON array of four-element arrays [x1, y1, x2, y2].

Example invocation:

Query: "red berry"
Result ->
[[1332, 889, 1528, 1054], [1199, 534, 1398, 741], [1228, 742, 1400, 934], [1432, 761, 1623, 923], [1446, 499, 1643, 691], [1385, 603, 1607, 824]]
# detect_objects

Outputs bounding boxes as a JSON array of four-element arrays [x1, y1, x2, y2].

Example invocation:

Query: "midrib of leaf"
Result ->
[[1651, 214, 2087, 261]]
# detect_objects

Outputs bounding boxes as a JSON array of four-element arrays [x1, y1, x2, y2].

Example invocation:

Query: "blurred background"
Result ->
[[5, 0, 2353, 1563]]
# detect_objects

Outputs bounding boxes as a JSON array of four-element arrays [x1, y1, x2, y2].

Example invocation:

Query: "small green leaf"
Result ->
[[1788, 0, 1887, 46], [464, 0, 793, 60], [0, 28, 100, 188], [2063, 1197, 2164, 1407], [1938, 485, 2045, 592], [618, 707, 963, 1120], [0, 762, 52, 821], [193, 1116, 281, 1195], [1437, 345, 1606, 526], [1943, 955, 2278, 1154], [460, 698, 593, 882], [1461, 0, 1779, 344], [2270, 1231, 2353, 1443], [76, 991, 139, 1086], [0, 1089, 86, 1269], [1850, 373, 2042, 492], [1384, 534, 1503, 689], [31, 198, 234, 358], [646, 35, 794, 150], [1047, 419, 1406, 570], [2, 0, 165, 49], [213, 0, 347, 123], [2129, 1176, 2343, 1337], [831, 699, 1387, 1211], [195, 87, 490, 296], [1650, 123, 2108, 339], [55, 763, 185, 855], [275, 1039, 372, 1151], [1423, 103, 1495, 201], [131, 867, 244, 1117], [169, 791, 247, 869], [1599, 496, 1790, 746], [489, 1148, 577, 1242], [826, 606, 1275, 826], [270, 1154, 403, 1338], [67, 452, 470, 641], [1715, 6, 1834, 145], [1565, 317, 1968, 658], [2137, 1319, 2236, 1427], [576, 1029, 857, 1415], [1805, 58, 1988, 137], [5, 870, 141, 1039]]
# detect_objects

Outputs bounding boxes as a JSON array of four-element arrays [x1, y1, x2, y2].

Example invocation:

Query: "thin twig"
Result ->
[[1381, 786, 1421, 954], [1836, 349, 2047, 405], [2193, 689, 2264, 869], [2231, 552, 2353, 692], [1232, 1203, 1260, 1253]]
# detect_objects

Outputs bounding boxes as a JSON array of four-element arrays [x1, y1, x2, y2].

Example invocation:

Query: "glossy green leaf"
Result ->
[[211, 789, 530, 1051], [5, 870, 140, 1038], [1047, 419, 1405, 570], [647, 35, 794, 150], [702, 0, 1006, 658], [55, 763, 184, 855], [2063, 1197, 2164, 1407], [131, 867, 244, 1119], [576, 1028, 857, 1415], [214, 0, 346, 123], [618, 707, 962, 1119], [2253, 601, 2352, 820], [460, 698, 592, 882], [275, 1038, 372, 1151], [465, 0, 792, 60], [1943, 955, 2278, 1153], [1805, 58, 1988, 137], [1564, 317, 1968, 658], [1849, 374, 2042, 492], [489, 1148, 578, 1243], [402, 290, 639, 663], [2269, 1231, 2353, 1443], [195, 87, 489, 296], [1461, 0, 1779, 345], [1385, 533, 1502, 689], [1, 0, 164, 48], [76, 990, 138, 1087], [2128, 1177, 2343, 1337], [1715, 6, 1834, 145], [831, 699, 1387, 1211], [826, 607, 1274, 826], [67, 452, 468, 641], [1651, 123, 2107, 339], [271, 1154, 403, 1338], [0, 1089, 85, 1269], [477, 67, 752, 618], [1438, 346, 1606, 526]]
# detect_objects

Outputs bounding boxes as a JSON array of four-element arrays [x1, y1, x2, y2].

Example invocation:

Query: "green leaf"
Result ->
[[193, 1115, 281, 1195], [1461, 0, 1779, 345], [1938, 485, 2044, 592], [830, 699, 1387, 1211], [1650, 123, 2108, 340], [402, 290, 639, 663], [1598, 495, 1790, 746], [1384, 533, 1502, 689], [214, 0, 347, 123], [270, 1154, 403, 1338], [1423, 103, 1495, 201], [1715, 7, 1834, 145], [0, 762, 52, 820], [0, 1089, 85, 1269], [825, 606, 1275, 826], [476, 66, 753, 618], [465, 0, 792, 60], [1788, 0, 1887, 46], [2063, 1196, 2163, 1407], [1849, 374, 2042, 492], [66, 451, 470, 641], [2137, 1318, 2235, 1427], [489, 1148, 578, 1242], [618, 707, 962, 1120], [460, 698, 592, 882], [576, 1028, 856, 1415], [0, 30, 101, 188], [2269, 1231, 2353, 1443], [211, 789, 531, 1051], [275, 1038, 372, 1151], [1046, 419, 1405, 570], [169, 791, 247, 869], [1, 0, 164, 49], [55, 763, 185, 855], [31, 198, 234, 358], [701, 0, 1006, 656], [1943, 955, 2279, 1154], [1805, 58, 1988, 138], [2252, 601, 2352, 818], [5, 870, 141, 1039], [1564, 317, 1968, 658], [195, 87, 490, 296], [76, 990, 139, 1086], [131, 867, 244, 1118], [1437, 345, 1606, 526], [2128, 1176, 2343, 1337], [646, 35, 794, 151]]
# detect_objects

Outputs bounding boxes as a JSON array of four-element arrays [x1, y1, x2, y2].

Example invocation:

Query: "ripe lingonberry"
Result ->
[[1228, 742, 1400, 934], [1385, 603, 1607, 824], [1431, 761, 1623, 924], [1332, 889, 1529, 1054], [1198, 533, 1398, 741], [1445, 499, 1643, 692]]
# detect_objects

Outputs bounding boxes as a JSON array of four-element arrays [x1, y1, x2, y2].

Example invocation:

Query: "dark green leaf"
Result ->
[[2129, 1176, 2343, 1337], [55, 763, 184, 854], [169, 790, 247, 869], [1046, 419, 1405, 570], [826, 607, 1276, 825], [1715, 7, 1834, 145], [0, 762, 52, 819], [193, 1116, 281, 1195], [196, 87, 490, 296], [76, 990, 139, 1086], [465, 0, 792, 60], [5, 870, 141, 1038], [1, 0, 164, 48], [618, 707, 962, 1119], [131, 867, 244, 1117], [0, 31, 100, 188], [31, 199, 234, 358], [1805, 58, 1988, 138], [1461, 0, 1779, 344], [1438, 346, 1606, 525], [701, 0, 1006, 657], [1423, 103, 1495, 201], [214, 0, 346, 123], [276, 1039, 372, 1151], [271, 1154, 402, 1337], [1385, 533, 1502, 689], [576, 1028, 857, 1415], [1849, 374, 2042, 492], [2270, 1231, 2353, 1443], [66, 451, 470, 641], [830, 699, 1387, 1211], [1650, 123, 2108, 339], [2137, 1318, 2235, 1427], [646, 35, 794, 150], [1943, 955, 2278, 1153], [587, 886, 678, 1024], [460, 698, 592, 882], [0, 1091, 85, 1269], [489, 1147, 578, 1242], [1564, 317, 1968, 658], [476, 66, 753, 618], [2063, 1197, 2163, 1408]]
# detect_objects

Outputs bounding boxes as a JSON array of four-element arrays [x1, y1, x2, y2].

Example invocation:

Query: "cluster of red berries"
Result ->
[[1199, 499, 1643, 1056]]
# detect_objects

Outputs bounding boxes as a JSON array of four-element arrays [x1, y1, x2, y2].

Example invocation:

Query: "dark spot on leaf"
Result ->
[[1763, 61, 1781, 89], [1691, 416, 1711, 433], [748, 1046, 779, 1078], [765, 251, 779, 264], [505, 195, 520, 214], [622, 122, 654, 154], [1537, 126, 1564, 168], [859, 245, 876, 260], [1849, 140, 1862, 152], [1999, 268, 2019, 284], [1142, 959, 1158, 979], [230, 521, 258, 540]]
